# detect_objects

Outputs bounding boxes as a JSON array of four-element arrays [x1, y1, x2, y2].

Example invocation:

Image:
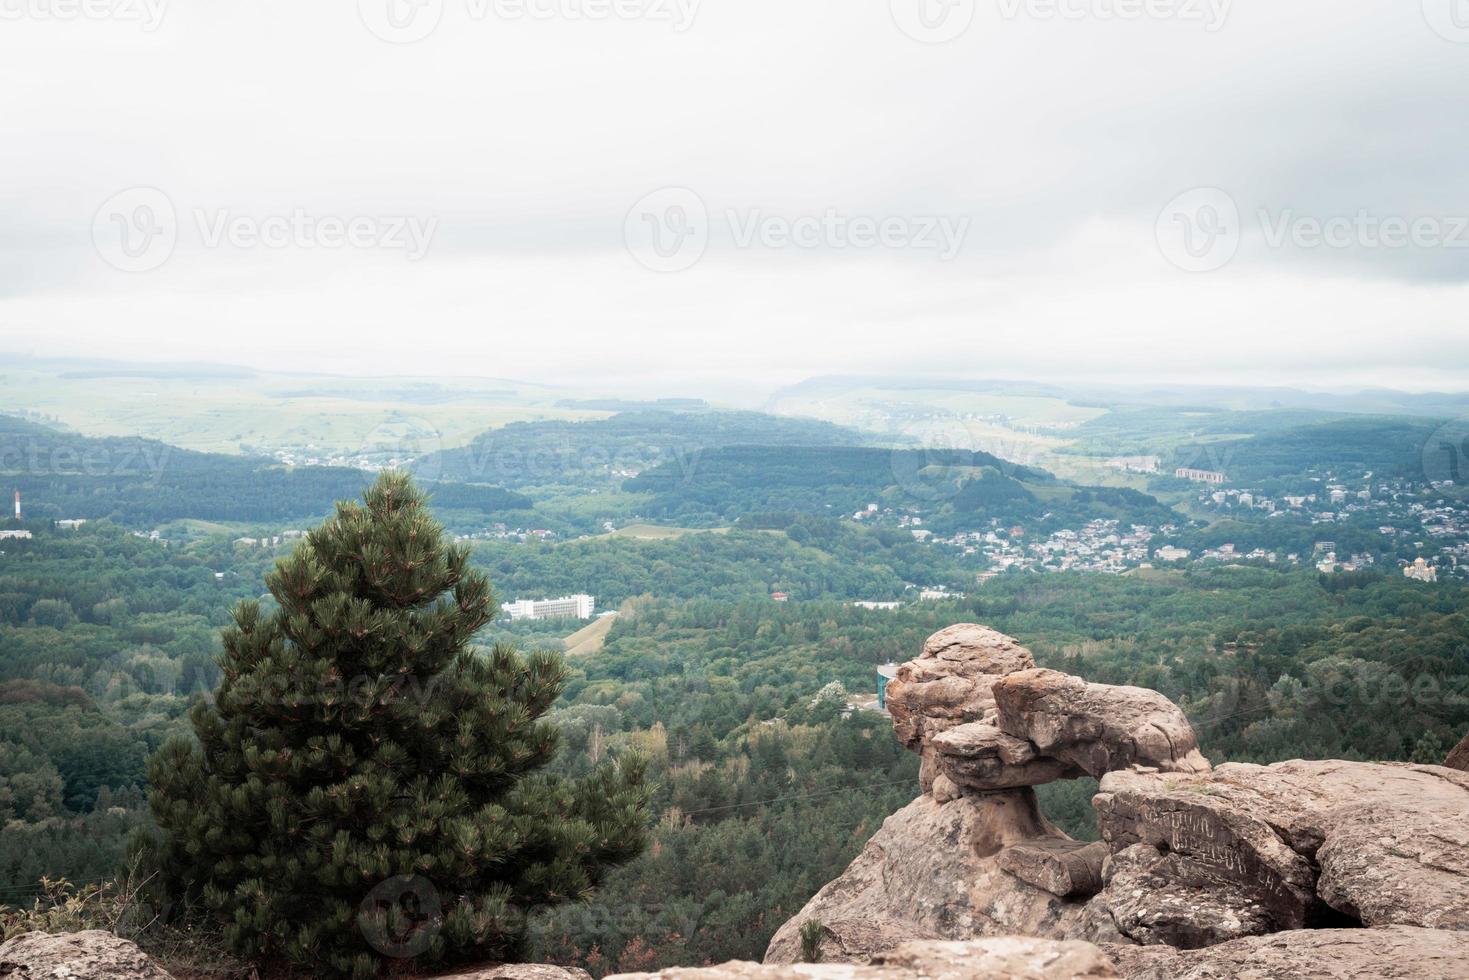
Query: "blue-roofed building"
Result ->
[[876, 663, 900, 711]]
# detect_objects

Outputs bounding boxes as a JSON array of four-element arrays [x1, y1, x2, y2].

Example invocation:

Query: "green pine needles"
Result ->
[[142, 473, 649, 977]]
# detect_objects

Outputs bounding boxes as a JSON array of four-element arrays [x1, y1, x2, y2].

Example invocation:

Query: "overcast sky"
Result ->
[[2, 1, 1467, 395]]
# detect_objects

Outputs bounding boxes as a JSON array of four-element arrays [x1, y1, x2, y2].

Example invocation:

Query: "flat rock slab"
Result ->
[[439, 967, 594, 980], [0, 930, 176, 980], [613, 938, 1117, 980], [932, 722, 1085, 791], [998, 839, 1107, 899], [1106, 925, 1469, 979], [993, 669, 1210, 778]]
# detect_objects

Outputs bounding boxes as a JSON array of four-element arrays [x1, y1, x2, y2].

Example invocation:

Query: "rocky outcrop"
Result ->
[[885, 624, 1037, 792], [770, 625, 1228, 964], [763, 793, 1083, 963], [767, 623, 1469, 978], [1088, 760, 1469, 945], [992, 670, 1209, 778], [1447, 730, 1469, 771], [614, 938, 1118, 980], [1107, 925, 1469, 979], [0, 931, 176, 979]]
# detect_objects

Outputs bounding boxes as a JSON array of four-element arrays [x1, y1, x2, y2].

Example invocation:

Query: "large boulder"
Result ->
[[763, 793, 1086, 963], [997, 840, 1107, 900], [774, 623, 1469, 972], [1089, 760, 1469, 946], [0, 931, 176, 979], [1106, 925, 1469, 979], [932, 722, 1086, 791], [885, 625, 1036, 792], [616, 938, 1117, 980], [1447, 731, 1469, 771], [992, 670, 1209, 778]]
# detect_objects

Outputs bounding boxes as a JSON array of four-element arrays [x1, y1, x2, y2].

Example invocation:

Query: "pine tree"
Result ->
[[143, 473, 648, 977]]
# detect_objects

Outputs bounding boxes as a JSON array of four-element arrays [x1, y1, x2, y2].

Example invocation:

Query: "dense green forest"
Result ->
[[472, 517, 971, 604], [622, 445, 1179, 533], [414, 411, 875, 491], [5, 402, 1469, 974], [3, 513, 1465, 969], [0, 416, 530, 526]]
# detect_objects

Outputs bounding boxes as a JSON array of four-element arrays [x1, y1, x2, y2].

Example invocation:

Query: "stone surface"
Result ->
[[441, 966, 594, 980], [0, 930, 176, 980], [872, 938, 1118, 979], [992, 670, 1210, 779], [932, 722, 1086, 791], [1082, 844, 1282, 949], [1106, 925, 1469, 979], [885, 625, 1036, 792], [1090, 760, 1469, 946], [775, 624, 1469, 970], [616, 938, 1117, 980], [763, 793, 1084, 963], [1447, 730, 1469, 771], [997, 839, 1107, 900]]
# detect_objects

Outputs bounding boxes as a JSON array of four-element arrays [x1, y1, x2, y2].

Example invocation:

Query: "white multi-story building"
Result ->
[[502, 594, 595, 621], [1176, 468, 1227, 485]]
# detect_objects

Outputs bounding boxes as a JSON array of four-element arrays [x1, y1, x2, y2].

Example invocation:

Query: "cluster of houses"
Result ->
[[936, 519, 1163, 575]]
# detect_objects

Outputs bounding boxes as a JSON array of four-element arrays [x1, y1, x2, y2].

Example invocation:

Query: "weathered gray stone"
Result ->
[[1090, 760, 1469, 945], [0, 931, 176, 980], [1106, 925, 1469, 979], [932, 722, 1086, 791], [763, 793, 1084, 964], [1082, 843, 1282, 949], [872, 938, 1119, 979], [998, 839, 1107, 900], [442, 966, 594, 980], [615, 938, 1118, 980], [1447, 730, 1469, 771], [992, 669, 1210, 779], [885, 625, 1037, 793]]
